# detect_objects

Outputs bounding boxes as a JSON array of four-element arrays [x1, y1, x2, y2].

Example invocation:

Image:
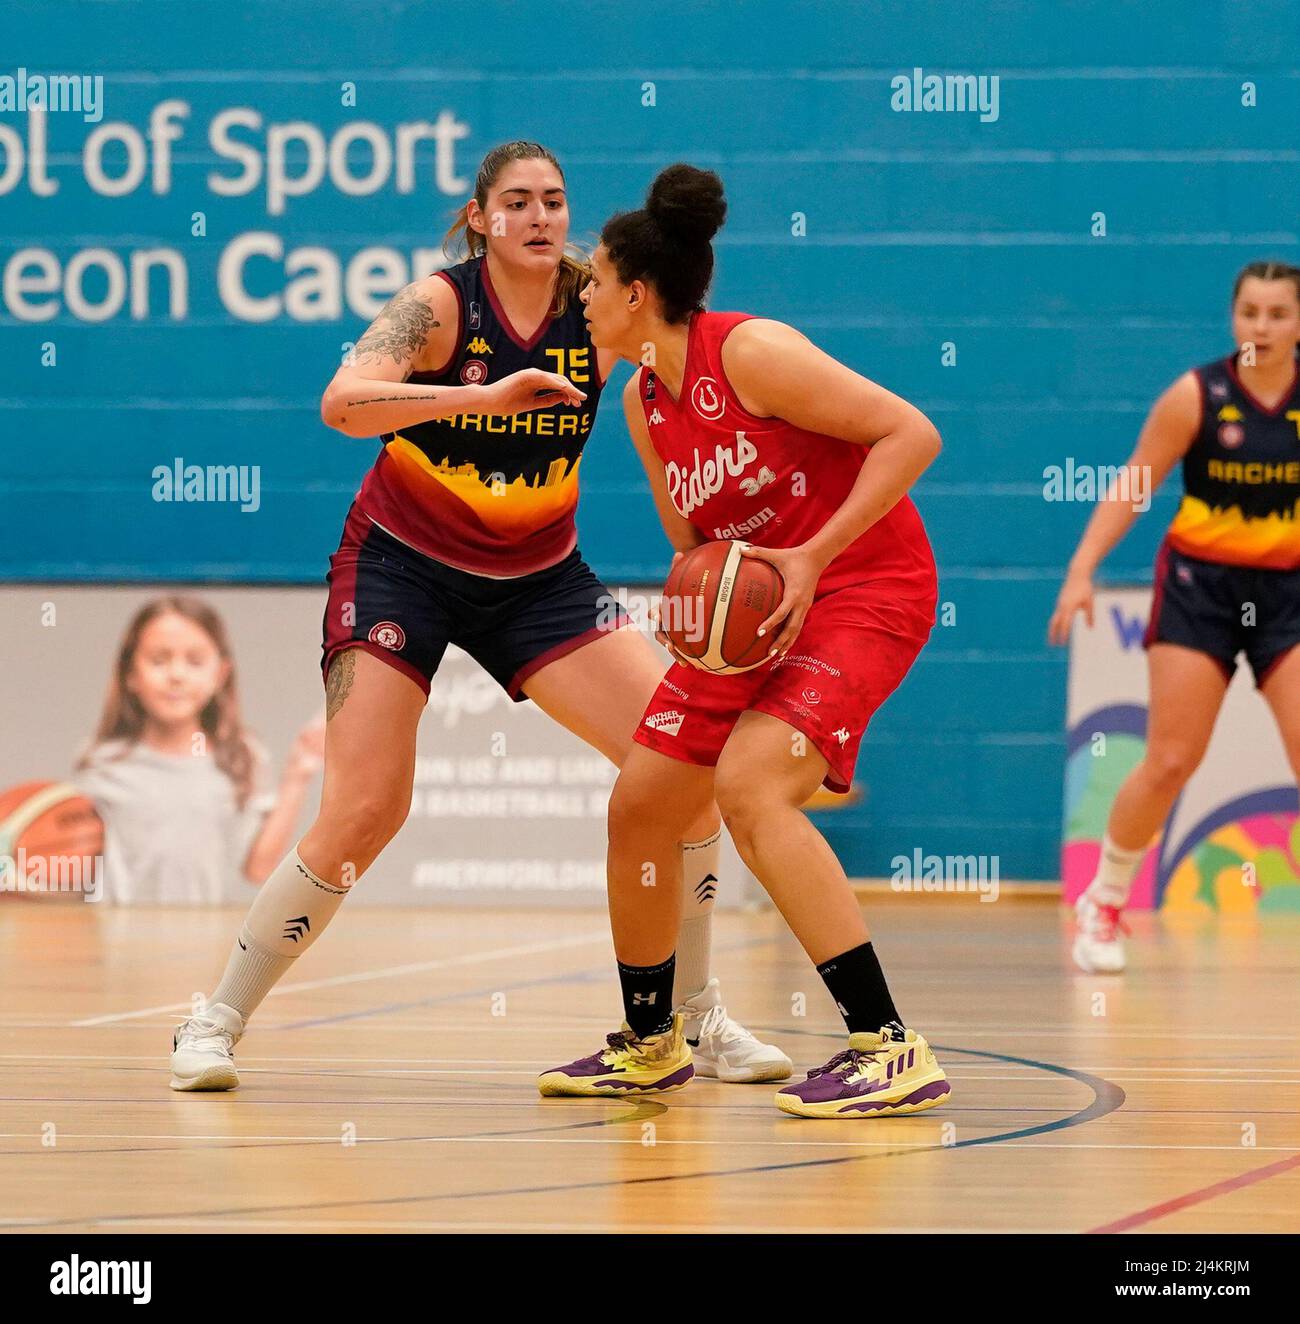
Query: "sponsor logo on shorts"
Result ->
[[660, 679, 690, 700], [833, 726, 851, 747], [802, 687, 821, 705], [691, 376, 726, 421], [644, 709, 685, 736], [368, 620, 407, 651], [460, 359, 488, 384]]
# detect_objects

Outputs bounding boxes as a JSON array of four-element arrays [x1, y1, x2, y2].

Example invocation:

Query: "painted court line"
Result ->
[[66, 932, 610, 1026], [1089, 1150, 1300, 1233], [4, 1132, 1293, 1154]]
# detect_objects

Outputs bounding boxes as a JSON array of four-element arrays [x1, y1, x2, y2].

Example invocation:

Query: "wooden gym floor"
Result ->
[[1, 894, 1298, 1234]]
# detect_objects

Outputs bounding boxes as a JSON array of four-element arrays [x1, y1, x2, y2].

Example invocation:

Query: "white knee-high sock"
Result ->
[[1086, 833, 1145, 908], [673, 828, 721, 1005], [209, 848, 350, 1021]]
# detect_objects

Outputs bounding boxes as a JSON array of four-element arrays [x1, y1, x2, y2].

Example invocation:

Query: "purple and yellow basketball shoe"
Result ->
[[775, 1024, 950, 1118], [538, 1013, 694, 1097]]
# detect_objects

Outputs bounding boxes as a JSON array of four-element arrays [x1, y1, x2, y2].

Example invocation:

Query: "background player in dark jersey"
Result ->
[[539, 165, 952, 1119], [1049, 262, 1300, 974], [169, 143, 790, 1090]]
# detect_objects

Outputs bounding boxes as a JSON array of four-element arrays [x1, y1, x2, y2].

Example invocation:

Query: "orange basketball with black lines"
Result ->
[[661, 540, 784, 675], [0, 781, 104, 901]]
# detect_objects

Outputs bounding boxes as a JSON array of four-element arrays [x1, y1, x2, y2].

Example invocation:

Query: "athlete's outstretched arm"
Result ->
[[321, 276, 583, 437], [1047, 372, 1199, 644], [622, 369, 706, 554]]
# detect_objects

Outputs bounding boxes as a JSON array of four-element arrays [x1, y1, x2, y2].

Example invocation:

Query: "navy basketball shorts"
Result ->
[[1144, 539, 1300, 687], [321, 505, 630, 699]]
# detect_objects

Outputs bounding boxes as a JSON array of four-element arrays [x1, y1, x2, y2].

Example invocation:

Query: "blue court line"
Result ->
[[3, 1033, 1126, 1229]]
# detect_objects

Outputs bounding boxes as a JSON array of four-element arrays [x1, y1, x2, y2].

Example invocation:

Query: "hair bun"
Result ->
[[646, 164, 727, 246]]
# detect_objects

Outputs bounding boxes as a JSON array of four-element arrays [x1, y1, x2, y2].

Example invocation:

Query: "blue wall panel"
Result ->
[[2, 0, 1297, 878]]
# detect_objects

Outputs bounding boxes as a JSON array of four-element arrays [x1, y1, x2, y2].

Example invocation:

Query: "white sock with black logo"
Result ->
[[208, 848, 350, 1021], [673, 828, 721, 1005]]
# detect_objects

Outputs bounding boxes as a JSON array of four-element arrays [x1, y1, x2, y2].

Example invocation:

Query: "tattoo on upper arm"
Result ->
[[353, 289, 441, 364], [325, 648, 358, 720]]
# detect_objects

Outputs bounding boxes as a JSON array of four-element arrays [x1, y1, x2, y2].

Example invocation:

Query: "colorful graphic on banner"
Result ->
[[1063, 589, 1299, 912]]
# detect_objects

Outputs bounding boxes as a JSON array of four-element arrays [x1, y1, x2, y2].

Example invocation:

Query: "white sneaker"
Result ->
[[1072, 892, 1128, 974], [170, 1002, 244, 1091], [680, 979, 793, 1083]]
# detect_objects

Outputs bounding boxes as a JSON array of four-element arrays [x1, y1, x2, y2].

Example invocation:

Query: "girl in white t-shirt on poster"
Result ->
[[75, 596, 324, 905]]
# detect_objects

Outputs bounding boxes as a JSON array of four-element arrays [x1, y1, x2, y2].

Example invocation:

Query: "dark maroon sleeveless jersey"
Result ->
[[354, 255, 605, 576]]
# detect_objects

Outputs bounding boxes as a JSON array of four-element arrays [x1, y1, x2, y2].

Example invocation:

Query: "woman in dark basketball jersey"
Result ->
[[168, 142, 790, 1091], [1049, 262, 1300, 974], [540, 165, 952, 1119]]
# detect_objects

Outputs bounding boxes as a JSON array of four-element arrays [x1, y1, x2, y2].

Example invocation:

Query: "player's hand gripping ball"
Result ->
[[658, 540, 784, 674]]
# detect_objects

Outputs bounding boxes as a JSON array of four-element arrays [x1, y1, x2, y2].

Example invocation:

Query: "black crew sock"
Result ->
[[815, 942, 901, 1035], [617, 955, 677, 1039]]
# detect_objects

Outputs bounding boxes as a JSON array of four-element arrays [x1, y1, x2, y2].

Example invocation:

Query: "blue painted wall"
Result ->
[[2, 1, 1297, 877]]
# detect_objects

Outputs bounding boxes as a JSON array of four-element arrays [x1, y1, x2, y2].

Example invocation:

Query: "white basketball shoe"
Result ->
[[170, 1002, 244, 1091], [680, 979, 793, 1083], [1072, 892, 1128, 974]]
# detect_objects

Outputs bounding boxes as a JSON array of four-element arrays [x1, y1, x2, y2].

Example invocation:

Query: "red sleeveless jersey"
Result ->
[[639, 311, 936, 603]]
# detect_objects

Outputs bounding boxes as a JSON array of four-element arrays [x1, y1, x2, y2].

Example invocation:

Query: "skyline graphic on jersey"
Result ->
[[384, 435, 582, 539], [1168, 493, 1300, 569]]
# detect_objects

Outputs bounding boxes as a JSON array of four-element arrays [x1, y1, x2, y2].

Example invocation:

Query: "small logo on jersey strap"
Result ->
[[460, 359, 488, 384], [644, 371, 657, 401], [691, 376, 726, 421], [1209, 379, 1228, 402], [468, 300, 481, 330], [368, 621, 407, 651], [648, 408, 666, 425], [644, 709, 685, 736], [833, 726, 851, 747], [802, 687, 821, 705], [739, 465, 776, 497], [465, 337, 492, 355], [1218, 422, 1245, 449], [1175, 563, 1194, 586]]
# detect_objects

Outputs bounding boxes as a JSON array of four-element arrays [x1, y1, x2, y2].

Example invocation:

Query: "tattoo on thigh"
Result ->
[[325, 648, 357, 720]]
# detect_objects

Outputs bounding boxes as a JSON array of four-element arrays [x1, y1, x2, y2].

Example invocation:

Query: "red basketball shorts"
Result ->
[[634, 579, 935, 793]]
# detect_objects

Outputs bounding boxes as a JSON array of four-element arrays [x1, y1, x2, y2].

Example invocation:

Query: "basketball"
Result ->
[[660, 540, 784, 674], [0, 781, 104, 898]]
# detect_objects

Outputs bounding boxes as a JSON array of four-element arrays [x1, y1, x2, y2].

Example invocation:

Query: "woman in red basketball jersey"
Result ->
[[169, 143, 789, 1092], [539, 165, 952, 1118]]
